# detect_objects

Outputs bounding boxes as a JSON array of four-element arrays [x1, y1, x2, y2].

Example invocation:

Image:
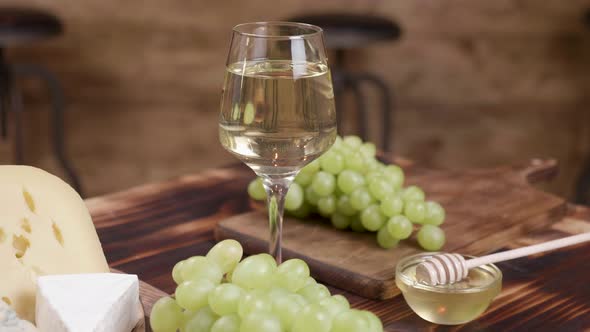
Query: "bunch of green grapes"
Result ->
[[150, 239, 383, 332], [248, 135, 446, 251]]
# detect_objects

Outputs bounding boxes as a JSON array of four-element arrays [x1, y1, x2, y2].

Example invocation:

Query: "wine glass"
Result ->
[[219, 22, 337, 262]]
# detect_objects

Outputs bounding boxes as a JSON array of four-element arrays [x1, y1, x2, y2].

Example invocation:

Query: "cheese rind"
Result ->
[[0, 302, 37, 332], [36, 273, 141, 332], [0, 166, 110, 322]]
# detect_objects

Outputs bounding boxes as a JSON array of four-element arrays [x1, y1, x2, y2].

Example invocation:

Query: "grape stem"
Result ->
[[262, 176, 294, 264]]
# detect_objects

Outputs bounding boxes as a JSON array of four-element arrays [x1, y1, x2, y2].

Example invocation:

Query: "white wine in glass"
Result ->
[[219, 22, 337, 262]]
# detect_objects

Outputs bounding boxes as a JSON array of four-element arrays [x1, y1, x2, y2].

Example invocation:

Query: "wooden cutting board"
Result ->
[[215, 159, 567, 300], [111, 268, 168, 332]]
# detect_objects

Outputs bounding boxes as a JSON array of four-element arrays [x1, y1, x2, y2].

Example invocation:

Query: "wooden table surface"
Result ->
[[86, 163, 590, 332]]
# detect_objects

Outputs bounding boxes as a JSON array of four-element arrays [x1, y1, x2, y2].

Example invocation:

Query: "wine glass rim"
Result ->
[[232, 21, 323, 39]]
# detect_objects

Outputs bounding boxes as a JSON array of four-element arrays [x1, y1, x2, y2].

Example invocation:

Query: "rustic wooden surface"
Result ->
[[2, 0, 590, 199], [87, 163, 590, 331], [216, 159, 565, 299]]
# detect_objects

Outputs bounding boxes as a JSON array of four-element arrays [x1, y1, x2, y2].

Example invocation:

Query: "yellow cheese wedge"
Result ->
[[0, 166, 109, 323]]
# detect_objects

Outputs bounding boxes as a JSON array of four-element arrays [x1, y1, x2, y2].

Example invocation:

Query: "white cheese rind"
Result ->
[[35, 273, 140, 332], [0, 166, 110, 322], [0, 302, 37, 332]]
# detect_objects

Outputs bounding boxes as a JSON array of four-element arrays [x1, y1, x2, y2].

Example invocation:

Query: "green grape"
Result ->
[[401, 185, 425, 202], [367, 176, 395, 201], [181, 256, 223, 284], [332, 294, 350, 308], [382, 165, 404, 188], [424, 201, 445, 226], [290, 202, 312, 219], [363, 311, 384, 332], [404, 200, 426, 223], [150, 297, 183, 332], [379, 195, 404, 217], [208, 283, 243, 316], [343, 135, 363, 149], [247, 178, 266, 201], [211, 314, 240, 332], [305, 185, 321, 206], [360, 204, 386, 231], [365, 158, 381, 172], [237, 289, 272, 318], [320, 151, 345, 175], [303, 159, 320, 173], [243, 102, 255, 125], [206, 239, 243, 274], [331, 310, 370, 332], [317, 195, 337, 216], [312, 171, 336, 197], [175, 279, 216, 311], [266, 287, 290, 302], [331, 213, 352, 230], [295, 170, 315, 187], [376, 226, 399, 249], [359, 142, 377, 158], [291, 304, 332, 332], [291, 293, 308, 307], [303, 276, 317, 288], [319, 295, 350, 318], [337, 170, 365, 194], [298, 283, 331, 303], [350, 217, 366, 232], [232, 254, 277, 290], [272, 294, 305, 330], [184, 306, 218, 332], [285, 183, 304, 211], [240, 311, 282, 332], [364, 171, 382, 183], [336, 195, 357, 216], [181, 309, 197, 330], [417, 225, 446, 251], [331, 136, 343, 150], [386, 215, 413, 240], [172, 260, 186, 285], [350, 187, 373, 210], [274, 258, 311, 292], [344, 152, 366, 173]]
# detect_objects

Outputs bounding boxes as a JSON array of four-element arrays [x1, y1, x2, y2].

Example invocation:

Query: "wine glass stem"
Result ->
[[262, 176, 294, 264]]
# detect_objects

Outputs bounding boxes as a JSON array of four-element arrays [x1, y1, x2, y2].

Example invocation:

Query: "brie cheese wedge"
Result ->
[[35, 273, 140, 332]]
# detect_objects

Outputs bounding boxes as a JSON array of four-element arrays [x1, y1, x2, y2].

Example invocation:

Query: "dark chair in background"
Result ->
[[575, 9, 590, 205], [289, 14, 401, 152], [0, 7, 82, 194]]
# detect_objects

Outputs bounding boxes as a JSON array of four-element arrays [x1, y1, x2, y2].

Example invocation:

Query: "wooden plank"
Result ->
[[215, 159, 566, 299]]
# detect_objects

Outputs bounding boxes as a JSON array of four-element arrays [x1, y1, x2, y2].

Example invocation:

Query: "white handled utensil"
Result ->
[[415, 232, 590, 286]]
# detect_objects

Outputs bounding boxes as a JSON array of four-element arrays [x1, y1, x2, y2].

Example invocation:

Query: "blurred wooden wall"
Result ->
[[1, 0, 589, 198]]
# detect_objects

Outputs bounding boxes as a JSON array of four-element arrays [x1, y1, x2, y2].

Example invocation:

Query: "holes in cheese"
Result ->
[[2, 297, 11, 305], [1, 165, 110, 323], [21, 218, 31, 234], [52, 222, 64, 246], [12, 234, 30, 259], [22, 189, 35, 213]]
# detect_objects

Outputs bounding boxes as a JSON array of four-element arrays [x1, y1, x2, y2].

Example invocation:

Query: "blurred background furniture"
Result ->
[[0, 7, 82, 194], [289, 14, 401, 152], [575, 9, 590, 205]]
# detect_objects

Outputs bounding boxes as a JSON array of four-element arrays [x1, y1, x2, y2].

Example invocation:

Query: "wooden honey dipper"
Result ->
[[415, 232, 590, 286]]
